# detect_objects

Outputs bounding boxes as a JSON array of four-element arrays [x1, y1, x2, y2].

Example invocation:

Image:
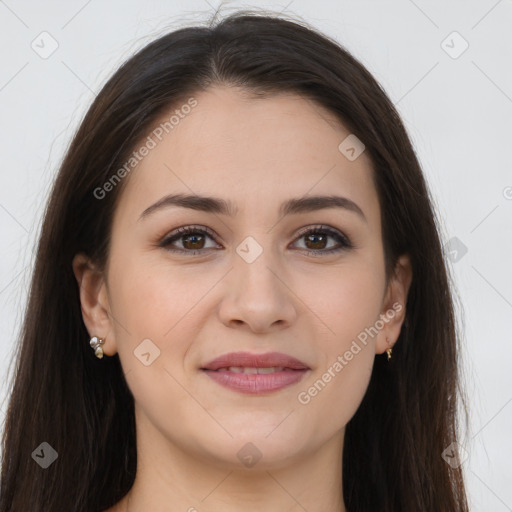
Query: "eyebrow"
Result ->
[[138, 193, 367, 223]]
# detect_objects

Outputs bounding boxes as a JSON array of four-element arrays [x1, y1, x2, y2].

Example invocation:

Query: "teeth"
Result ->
[[221, 366, 285, 374], [255, 367, 283, 374]]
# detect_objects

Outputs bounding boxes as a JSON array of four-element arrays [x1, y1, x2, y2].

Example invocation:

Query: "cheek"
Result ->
[[337, 268, 384, 337], [297, 276, 379, 431], [109, 250, 210, 337], [297, 345, 375, 438], [107, 256, 204, 423], [294, 263, 383, 429], [302, 259, 385, 341]]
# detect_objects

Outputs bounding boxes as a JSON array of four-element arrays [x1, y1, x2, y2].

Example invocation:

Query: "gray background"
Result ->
[[0, 1, 511, 510]]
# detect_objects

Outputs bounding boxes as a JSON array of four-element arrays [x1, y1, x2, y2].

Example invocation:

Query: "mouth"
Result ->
[[213, 366, 291, 374], [200, 351, 310, 395]]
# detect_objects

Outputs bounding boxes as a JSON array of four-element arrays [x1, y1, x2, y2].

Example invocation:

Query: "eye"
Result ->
[[159, 224, 353, 256], [290, 225, 353, 256], [159, 225, 221, 254]]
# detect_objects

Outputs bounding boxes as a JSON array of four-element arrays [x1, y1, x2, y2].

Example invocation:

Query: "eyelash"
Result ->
[[159, 224, 353, 257]]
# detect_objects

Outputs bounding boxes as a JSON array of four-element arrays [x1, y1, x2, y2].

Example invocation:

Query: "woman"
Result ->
[[0, 9, 470, 512]]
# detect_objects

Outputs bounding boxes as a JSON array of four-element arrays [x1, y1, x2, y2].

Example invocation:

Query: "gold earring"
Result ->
[[90, 336, 105, 359], [386, 337, 392, 361]]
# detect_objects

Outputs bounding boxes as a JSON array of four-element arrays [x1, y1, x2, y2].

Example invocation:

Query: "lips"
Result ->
[[201, 351, 310, 371], [201, 351, 310, 394]]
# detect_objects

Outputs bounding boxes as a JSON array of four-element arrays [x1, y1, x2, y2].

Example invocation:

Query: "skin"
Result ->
[[73, 85, 412, 512]]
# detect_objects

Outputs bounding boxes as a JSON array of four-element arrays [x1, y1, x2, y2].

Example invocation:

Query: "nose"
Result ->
[[217, 244, 298, 334]]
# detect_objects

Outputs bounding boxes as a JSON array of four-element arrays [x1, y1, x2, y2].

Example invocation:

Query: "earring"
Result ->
[[386, 337, 393, 361], [90, 336, 105, 359]]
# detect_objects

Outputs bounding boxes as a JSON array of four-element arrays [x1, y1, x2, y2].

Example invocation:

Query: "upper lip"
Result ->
[[201, 351, 310, 371]]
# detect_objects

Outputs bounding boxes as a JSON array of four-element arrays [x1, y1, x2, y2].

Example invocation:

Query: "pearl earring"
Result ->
[[90, 336, 105, 359]]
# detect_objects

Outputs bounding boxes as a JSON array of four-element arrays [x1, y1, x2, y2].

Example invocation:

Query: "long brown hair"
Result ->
[[0, 9, 470, 511]]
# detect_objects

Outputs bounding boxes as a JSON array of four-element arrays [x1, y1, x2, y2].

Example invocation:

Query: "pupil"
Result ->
[[307, 233, 326, 249], [184, 234, 204, 249]]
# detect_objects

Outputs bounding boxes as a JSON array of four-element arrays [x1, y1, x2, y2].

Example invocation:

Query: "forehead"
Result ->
[[114, 85, 379, 224]]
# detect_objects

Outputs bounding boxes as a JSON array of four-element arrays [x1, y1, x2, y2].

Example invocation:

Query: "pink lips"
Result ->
[[201, 351, 310, 395]]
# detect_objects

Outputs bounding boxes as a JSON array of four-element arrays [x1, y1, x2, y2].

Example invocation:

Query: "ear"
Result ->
[[375, 254, 413, 355], [72, 253, 117, 356]]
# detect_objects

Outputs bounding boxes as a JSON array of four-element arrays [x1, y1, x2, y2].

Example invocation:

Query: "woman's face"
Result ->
[[76, 85, 410, 470]]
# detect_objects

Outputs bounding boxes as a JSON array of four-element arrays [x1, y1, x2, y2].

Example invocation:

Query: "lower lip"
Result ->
[[202, 368, 309, 394]]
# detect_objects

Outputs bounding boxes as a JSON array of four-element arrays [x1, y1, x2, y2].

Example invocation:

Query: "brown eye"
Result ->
[[160, 226, 220, 254], [291, 226, 353, 256], [181, 232, 205, 250], [159, 224, 353, 257], [304, 232, 329, 250]]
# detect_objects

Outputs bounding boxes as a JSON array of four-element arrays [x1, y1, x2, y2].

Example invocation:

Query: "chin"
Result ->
[[190, 427, 312, 471]]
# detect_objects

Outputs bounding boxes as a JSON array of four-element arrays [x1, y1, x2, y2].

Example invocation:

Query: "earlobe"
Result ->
[[376, 254, 413, 355], [72, 253, 116, 356]]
